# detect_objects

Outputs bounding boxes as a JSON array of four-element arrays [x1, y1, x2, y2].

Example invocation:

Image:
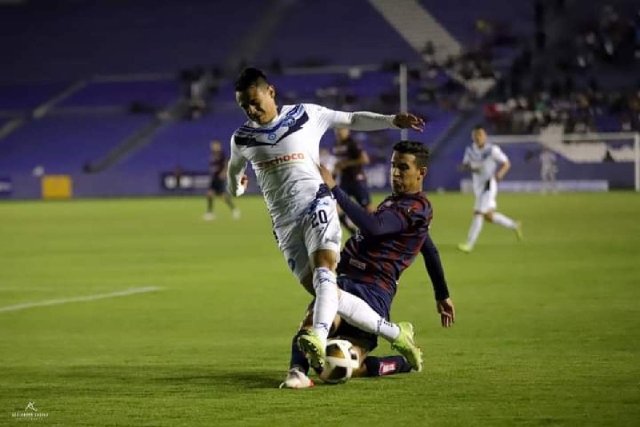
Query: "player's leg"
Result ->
[[541, 169, 549, 194], [280, 303, 344, 388], [483, 185, 522, 239], [458, 191, 486, 252], [213, 179, 240, 219], [281, 303, 318, 389], [297, 197, 342, 369], [204, 188, 215, 220], [335, 277, 423, 372], [333, 323, 414, 378], [359, 355, 414, 377], [550, 169, 558, 193]]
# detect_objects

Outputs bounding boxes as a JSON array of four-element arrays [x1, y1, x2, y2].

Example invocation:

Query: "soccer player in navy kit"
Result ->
[[333, 128, 373, 234], [204, 141, 240, 221], [281, 140, 455, 388]]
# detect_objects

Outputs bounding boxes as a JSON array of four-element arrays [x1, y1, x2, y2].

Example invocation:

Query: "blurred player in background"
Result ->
[[458, 125, 522, 253], [540, 145, 558, 194], [319, 147, 337, 175], [227, 67, 425, 370], [281, 141, 455, 388], [204, 141, 240, 221], [334, 128, 373, 235]]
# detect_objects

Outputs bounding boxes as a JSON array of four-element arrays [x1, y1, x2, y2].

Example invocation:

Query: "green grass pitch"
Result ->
[[0, 193, 639, 426]]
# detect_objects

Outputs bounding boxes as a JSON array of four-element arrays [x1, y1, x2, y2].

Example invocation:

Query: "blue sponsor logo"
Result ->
[[268, 133, 277, 141]]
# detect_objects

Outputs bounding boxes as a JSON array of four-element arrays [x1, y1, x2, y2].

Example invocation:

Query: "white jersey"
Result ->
[[319, 152, 337, 175], [227, 103, 395, 227], [462, 143, 509, 195]]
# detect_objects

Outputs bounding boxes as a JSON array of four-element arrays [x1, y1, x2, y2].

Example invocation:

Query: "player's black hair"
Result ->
[[473, 123, 485, 131], [392, 140, 430, 168], [234, 67, 269, 92]]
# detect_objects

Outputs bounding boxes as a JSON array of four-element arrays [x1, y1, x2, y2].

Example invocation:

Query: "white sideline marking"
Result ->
[[0, 286, 161, 313]]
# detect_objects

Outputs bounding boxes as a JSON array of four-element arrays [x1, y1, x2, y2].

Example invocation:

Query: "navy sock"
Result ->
[[289, 331, 310, 374], [363, 355, 413, 377]]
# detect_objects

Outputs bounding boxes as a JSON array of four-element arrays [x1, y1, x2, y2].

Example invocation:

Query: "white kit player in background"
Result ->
[[226, 68, 425, 372], [540, 146, 558, 194], [457, 124, 523, 253]]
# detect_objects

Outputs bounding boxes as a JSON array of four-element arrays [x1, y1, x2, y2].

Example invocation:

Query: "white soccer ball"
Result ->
[[318, 339, 360, 384]]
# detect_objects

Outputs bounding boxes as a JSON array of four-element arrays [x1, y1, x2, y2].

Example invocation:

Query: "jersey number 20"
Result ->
[[311, 210, 328, 228]]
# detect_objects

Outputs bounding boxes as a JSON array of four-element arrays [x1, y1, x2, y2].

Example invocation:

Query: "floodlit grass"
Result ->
[[1, 193, 639, 426]]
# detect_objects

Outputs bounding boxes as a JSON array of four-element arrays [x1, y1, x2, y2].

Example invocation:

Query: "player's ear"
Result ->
[[268, 85, 276, 99], [419, 166, 427, 179]]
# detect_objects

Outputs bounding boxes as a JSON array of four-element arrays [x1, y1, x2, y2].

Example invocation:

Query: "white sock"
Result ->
[[337, 291, 400, 342], [467, 215, 484, 247], [311, 267, 339, 344], [492, 212, 517, 229]]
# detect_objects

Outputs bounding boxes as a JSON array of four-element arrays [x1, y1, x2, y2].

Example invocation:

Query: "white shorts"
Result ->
[[273, 196, 342, 282], [474, 180, 498, 213]]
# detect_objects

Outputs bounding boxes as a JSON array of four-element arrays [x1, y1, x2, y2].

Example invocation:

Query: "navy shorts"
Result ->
[[209, 177, 225, 194], [340, 181, 371, 208], [333, 276, 391, 352]]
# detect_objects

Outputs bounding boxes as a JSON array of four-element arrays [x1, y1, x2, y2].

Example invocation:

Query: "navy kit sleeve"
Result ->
[[420, 233, 450, 301], [331, 187, 404, 236]]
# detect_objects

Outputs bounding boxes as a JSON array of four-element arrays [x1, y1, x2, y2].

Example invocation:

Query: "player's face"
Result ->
[[236, 85, 277, 125], [390, 152, 426, 194], [335, 128, 350, 143], [472, 128, 487, 147]]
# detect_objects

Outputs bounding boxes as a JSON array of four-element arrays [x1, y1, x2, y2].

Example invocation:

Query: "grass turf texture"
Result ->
[[0, 193, 639, 426]]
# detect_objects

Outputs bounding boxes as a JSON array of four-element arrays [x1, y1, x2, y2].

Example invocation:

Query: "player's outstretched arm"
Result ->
[[226, 139, 249, 197], [318, 164, 405, 237], [420, 234, 455, 327], [317, 105, 425, 132]]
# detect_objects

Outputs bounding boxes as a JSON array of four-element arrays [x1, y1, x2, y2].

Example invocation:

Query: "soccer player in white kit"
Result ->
[[539, 146, 558, 194], [227, 68, 425, 370], [457, 125, 522, 253]]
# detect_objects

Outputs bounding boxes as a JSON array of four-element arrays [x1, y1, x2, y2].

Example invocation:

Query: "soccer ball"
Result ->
[[318, 339, 360, 384]]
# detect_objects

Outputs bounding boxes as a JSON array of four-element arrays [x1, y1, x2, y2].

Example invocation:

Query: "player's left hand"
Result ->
[[436, 298, 455, 328], [240, 174, 249, 189], [393, 113, 425, 132], [318, 164, 337, 189]]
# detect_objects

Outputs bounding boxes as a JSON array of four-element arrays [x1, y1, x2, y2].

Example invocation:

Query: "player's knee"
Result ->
[[483, 212, 493, 221], [310, 248, 337, 270]]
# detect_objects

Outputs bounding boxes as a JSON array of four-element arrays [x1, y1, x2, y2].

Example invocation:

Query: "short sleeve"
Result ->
[[303, 103, 352, 131], [491, 145, 509, 163], [462, 147, 470, 164]]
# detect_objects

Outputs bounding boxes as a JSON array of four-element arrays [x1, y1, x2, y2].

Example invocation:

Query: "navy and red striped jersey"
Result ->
[[333, 138, 366, 183], [337, 192, 432, 297], [209, 151, 227, 176]]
